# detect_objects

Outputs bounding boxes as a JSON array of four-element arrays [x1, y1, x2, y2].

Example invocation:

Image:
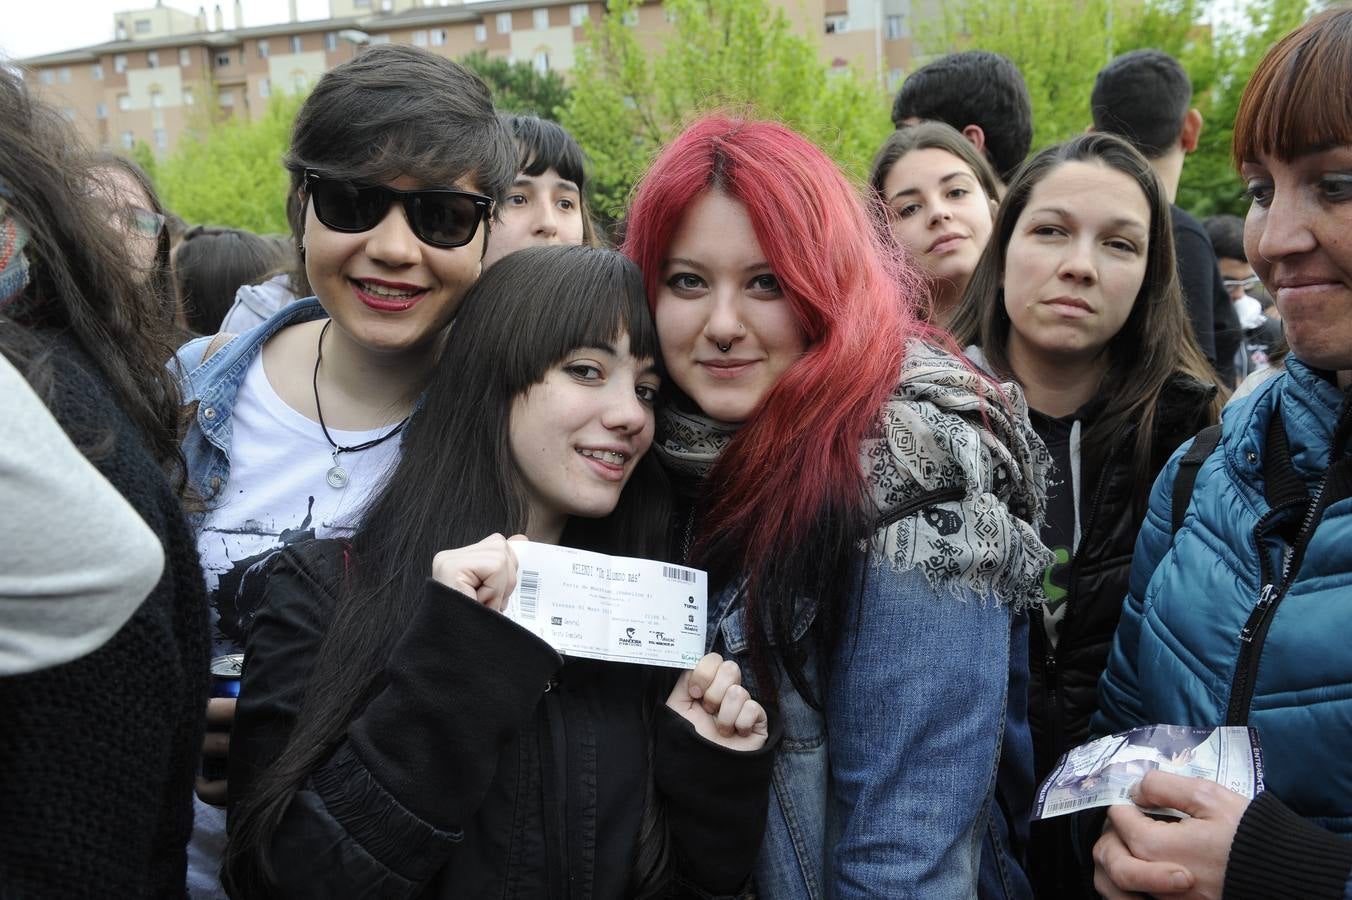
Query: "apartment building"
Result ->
[[18, 0, 923, 156]]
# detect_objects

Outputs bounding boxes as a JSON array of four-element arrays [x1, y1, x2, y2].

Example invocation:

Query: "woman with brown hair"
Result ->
[[948, 131, 1222, 897]]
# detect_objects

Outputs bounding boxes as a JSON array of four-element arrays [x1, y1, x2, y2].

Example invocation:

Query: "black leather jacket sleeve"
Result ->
[[227, 544, 562, 897]]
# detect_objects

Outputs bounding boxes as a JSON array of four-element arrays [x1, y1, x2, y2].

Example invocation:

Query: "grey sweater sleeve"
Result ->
[[0, 354, 164, 675]]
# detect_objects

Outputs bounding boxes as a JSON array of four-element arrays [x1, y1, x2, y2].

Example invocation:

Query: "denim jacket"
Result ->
[[174, 297, 327, 508], [707, 555, 1033, 900]]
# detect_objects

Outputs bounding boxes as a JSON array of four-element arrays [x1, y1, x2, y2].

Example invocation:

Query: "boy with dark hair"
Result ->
[[890, 50, 1033, 188], [1091, 49, 1242, 386]]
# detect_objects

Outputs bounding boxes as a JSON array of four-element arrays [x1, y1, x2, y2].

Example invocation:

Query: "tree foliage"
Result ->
[[918, 0, 1316, 218], [460, 50, 571, 118], [152, 91, 302, 234], [561, 0, 892, 223]]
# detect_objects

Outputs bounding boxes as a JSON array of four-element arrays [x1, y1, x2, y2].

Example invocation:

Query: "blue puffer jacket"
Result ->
[[1096, 356, 1352, 895]]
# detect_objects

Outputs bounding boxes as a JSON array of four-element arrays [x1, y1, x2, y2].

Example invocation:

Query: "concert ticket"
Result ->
[[502, 541, 707, 669]]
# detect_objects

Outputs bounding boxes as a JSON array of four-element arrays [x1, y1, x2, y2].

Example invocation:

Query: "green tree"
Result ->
[[152, 91, 303, 234], [916, 0, 1315, 218], [561, 0, 892, 223], [1177, 0, 1315, 217], [459, 50, 571, 118]]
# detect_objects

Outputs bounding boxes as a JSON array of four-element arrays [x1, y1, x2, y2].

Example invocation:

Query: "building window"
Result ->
[[58, 67, 72, 83], [533, 8, 549, 29], [96, 102, 108, 119], [219, 90, 234, 107], [92, 63, 104, 80], [824, 14, 849, 33], [570, 3, 588, 26], [117, 93, 131, 111], [121, 131, 135, 150], [412, 30, 428, 46], [114, 54, 128, 73], [496, 12, 512, 33], [885, 14, 903, 40], [354, 0, 370, 6], [179, 47, 191, 66], [533, 50, 549, 73], [183, 86, 195, 105], [474, 24, 487, 42], [39, 70, 54, 85], [259, 77, 271, 98], [135, 18, 152, 33], [116, 23, 128, 40], [290, 35, 303, 53], [155, 129, 168, 150], [621, 8, 638, 25], [215, 52, 231, 67], [325, 32, 338, 51], [150, 89, 163, 108], [293, 73, 307, 91], [431, 29, 447, 46], [258, 39, 269, 58], [368, 34, 390, 44], [147, 51, 159, 68]]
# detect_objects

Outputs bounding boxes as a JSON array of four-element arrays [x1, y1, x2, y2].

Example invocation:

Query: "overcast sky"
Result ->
[[5, 0, 335, 61]]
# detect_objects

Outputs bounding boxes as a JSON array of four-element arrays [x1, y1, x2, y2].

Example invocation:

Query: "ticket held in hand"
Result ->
[[503, 541, 707, 669]]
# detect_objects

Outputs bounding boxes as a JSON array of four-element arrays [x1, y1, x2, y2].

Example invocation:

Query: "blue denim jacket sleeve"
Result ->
[[1093, 445, 1185, 738], [825, 562, 1011, 898]]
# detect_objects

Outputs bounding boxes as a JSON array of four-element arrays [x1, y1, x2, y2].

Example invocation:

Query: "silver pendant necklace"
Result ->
[[312, 320, 409, 489]]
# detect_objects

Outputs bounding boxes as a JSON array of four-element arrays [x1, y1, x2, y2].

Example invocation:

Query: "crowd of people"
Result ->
[[1, 7, 1350, 899]]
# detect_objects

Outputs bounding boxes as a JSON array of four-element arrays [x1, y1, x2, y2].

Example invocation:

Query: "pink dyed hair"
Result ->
[[622, 115, 930, 578]]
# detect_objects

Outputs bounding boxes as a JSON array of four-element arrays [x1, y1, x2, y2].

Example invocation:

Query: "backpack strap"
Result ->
[[1171, 424, 1224, 535]]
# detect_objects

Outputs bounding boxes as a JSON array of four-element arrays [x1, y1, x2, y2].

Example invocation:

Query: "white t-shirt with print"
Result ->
[[196, 350, 403, 660]]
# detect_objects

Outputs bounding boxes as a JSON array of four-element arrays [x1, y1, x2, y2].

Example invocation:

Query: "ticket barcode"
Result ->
[[518, 570, 540, 619], [662, 565, 696, 583]]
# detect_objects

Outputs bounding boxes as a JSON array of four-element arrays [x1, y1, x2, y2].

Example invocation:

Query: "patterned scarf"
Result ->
[[0, 198, 31, 309], [655, 341, 1052, 610], [652, 405, 742, 483], [864, 341, 1052, 610]]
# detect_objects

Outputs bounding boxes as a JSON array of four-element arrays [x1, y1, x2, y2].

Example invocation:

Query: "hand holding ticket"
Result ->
[[501, 541, 707, 669], [1033, 725, 1264, 820]]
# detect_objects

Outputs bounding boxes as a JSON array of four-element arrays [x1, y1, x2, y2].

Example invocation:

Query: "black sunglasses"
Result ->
[[303, 170, 493, 249]]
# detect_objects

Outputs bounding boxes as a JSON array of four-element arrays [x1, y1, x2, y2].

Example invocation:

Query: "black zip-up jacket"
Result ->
[[1025, 375, 1215, 899], [225, 540, 775, 899]]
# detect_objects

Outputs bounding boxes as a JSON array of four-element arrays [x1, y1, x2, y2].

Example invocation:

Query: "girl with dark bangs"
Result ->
[[482, 114, 599, 267], [224, 245, 776, 898], [622, 115, 1053, 898], [1093, 9, 1352, 899], [946, 132, 1221, 898]]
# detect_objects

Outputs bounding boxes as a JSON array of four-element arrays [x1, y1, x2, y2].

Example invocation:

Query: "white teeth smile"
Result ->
[[579, 448, 626, 465], [358, 281, 420, 298]]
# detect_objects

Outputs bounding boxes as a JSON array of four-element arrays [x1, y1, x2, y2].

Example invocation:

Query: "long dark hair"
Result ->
[[225, 245, 672, 895], [948, 132, 1222, 508], [0, 68, 184, 481]]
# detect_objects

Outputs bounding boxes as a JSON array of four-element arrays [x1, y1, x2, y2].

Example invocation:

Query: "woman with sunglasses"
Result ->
[[622, 116, 1052, 898], [223, 245, 775, 898], [175, 44, 515, 899]]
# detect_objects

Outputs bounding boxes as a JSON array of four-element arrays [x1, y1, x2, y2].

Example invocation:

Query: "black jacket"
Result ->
[[0, 333, 210, 897], [226, 540, 775, 899], [1025, 374, 1215, 899]]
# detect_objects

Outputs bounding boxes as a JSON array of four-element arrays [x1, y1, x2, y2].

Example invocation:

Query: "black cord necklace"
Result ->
[[312, 319, 409, 489]]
